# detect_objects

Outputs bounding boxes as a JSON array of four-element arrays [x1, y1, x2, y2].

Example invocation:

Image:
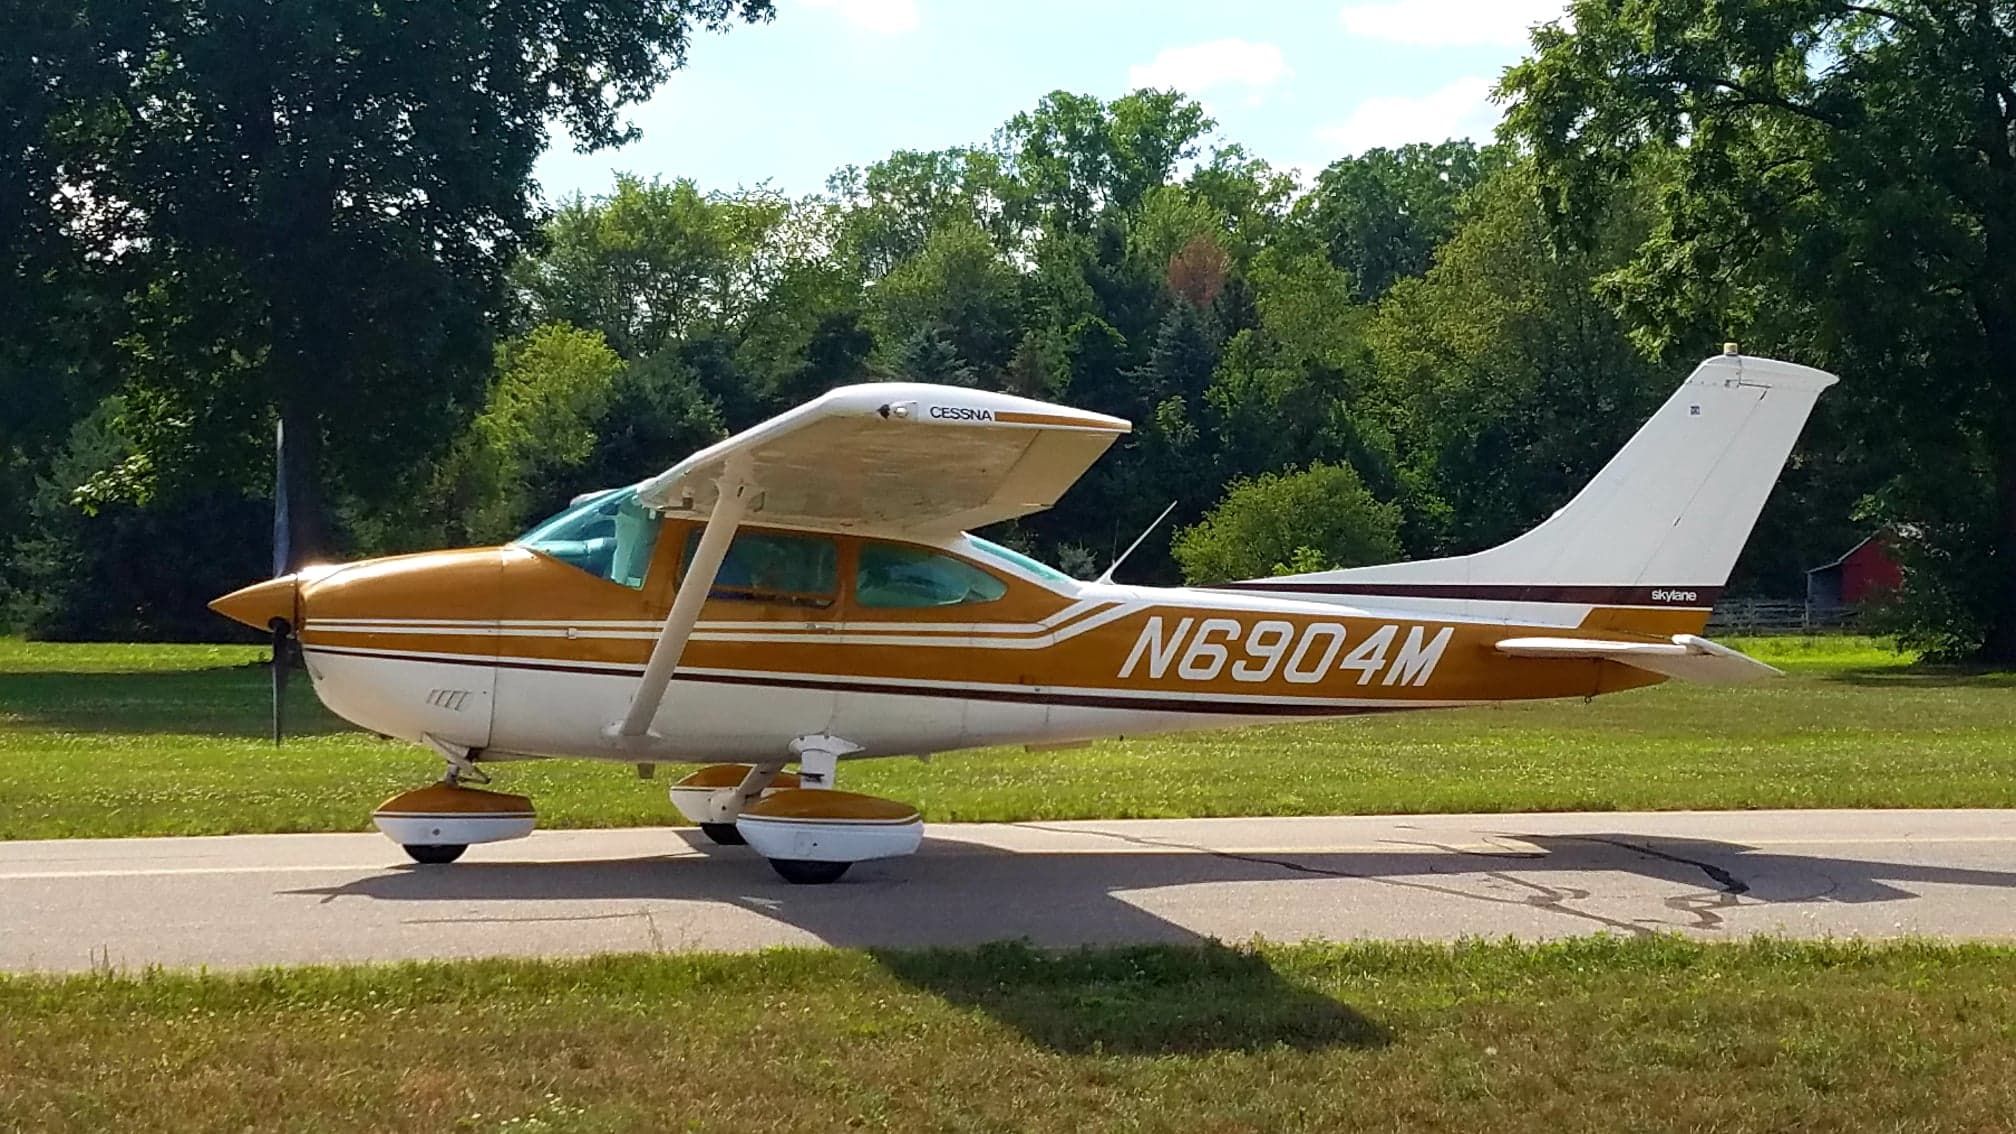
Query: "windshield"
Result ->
[[967, 537, 1074, 584], [514, 486, 662, 589]]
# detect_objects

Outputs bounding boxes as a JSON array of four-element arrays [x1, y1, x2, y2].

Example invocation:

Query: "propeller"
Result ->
[[209, 416, 304, 743], [269, 616, 294, 745], [271, 416, 293, 745]]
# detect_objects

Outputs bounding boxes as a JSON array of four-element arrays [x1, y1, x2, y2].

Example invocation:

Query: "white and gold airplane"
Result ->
[[212, 349, 1837, 883]]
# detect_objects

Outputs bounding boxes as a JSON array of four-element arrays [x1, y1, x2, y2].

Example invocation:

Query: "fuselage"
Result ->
[[214, 488, 1708, 765]]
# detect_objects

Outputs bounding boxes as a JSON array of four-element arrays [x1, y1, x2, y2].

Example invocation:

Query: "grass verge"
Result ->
[[2, 635, 2013, 839], [4, 936, 2015, 1132]]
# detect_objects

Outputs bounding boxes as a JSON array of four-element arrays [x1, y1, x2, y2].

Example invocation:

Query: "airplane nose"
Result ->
[[210, 575, 299, 631]]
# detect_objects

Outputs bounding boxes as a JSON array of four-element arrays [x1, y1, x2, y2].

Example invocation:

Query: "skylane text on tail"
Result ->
[[212, 349, 1837, 880]]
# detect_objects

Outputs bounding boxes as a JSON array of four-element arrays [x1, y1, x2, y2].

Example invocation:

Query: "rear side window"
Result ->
[[855, 543, 1008, 608], [684, 530, 838, 607]]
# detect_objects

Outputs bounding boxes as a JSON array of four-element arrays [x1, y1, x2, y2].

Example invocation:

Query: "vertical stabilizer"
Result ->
[[1228, 353, 1838, 624]]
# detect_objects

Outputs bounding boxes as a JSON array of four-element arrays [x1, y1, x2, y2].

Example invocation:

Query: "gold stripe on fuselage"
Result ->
[[295, 524, 1700, 712]]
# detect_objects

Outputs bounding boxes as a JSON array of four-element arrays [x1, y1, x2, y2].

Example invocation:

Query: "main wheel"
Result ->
[[768, 858, 850, 885], [699, 822, 746, 846], [404, 843, 467, 865]]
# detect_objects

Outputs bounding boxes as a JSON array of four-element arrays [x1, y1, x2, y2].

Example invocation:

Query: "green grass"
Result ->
[[2, 635, 2012, 840], [5, 937, 2016, 1132]]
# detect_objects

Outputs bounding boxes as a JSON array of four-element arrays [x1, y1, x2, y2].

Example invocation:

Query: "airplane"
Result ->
[[211, 347, 1838, 884]]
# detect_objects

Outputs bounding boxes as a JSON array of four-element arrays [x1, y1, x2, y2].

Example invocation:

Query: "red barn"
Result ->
[[1806, 531, 1904, 614]]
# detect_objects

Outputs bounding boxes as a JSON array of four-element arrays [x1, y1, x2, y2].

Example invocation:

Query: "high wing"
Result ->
[[611, 383, 1128, 745], [1495, 633, 1782, 685], [635, 382, 1131, 535]]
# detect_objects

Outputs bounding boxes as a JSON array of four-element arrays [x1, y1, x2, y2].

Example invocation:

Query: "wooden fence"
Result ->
[[1705, 598, 1857, 634]]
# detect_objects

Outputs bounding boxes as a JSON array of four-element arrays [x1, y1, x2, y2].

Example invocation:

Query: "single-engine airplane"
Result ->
[[212, 348, 1836, 883]]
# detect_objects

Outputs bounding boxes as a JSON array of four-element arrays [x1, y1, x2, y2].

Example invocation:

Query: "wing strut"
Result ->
[[609, 459, 756, 743]]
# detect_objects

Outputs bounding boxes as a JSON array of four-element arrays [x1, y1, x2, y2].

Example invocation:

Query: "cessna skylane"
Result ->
[[212, 348, 1837, 883]]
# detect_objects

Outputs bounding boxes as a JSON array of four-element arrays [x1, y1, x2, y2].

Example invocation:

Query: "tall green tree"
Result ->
[[1503, 0, 2016, 659], [1199, 248, 1386, 510], [516, 176, 858, 426], [1172, 462, 1401, 584], [1291, 141, 1507, 300], [433, 325, 624, 544], [1368, 163, 1670, 557], [386, 324, 724, 550], [11, 397, 266, 640], [0, 8, 146, 613], [870, 221, 1024, 381], [11, 0, 771, 568], [515, 176, 799, 360], [827, 148, 1016, 276], [997, 89, 1213, 237], [888, 329, 978, 387]]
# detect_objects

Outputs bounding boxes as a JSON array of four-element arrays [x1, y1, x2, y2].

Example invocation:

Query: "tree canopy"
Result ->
[[1172, 462, 1401, 584], [2, 0, 773, 571], [5, 7, 2013, 660], [1503, 0, 2016, 658]]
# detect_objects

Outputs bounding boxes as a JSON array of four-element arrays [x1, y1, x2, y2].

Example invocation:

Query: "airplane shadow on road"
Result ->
[[286, 831, 1395, 1055], [282, 829, 2016, 1054]]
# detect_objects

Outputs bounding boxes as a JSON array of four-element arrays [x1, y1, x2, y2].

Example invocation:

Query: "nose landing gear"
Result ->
[[372, 740, 535, 864]]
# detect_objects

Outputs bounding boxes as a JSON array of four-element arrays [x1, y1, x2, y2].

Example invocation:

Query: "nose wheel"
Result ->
[[373, 744, 535, 864], [768, 859, 850, 885]]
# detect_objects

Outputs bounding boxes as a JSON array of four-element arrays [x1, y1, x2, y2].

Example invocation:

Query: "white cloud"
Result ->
[[1314, 75, 1499, 154], [1127, 39, 1292, 100], [801, 0, 918, 35], [1337, 0, 1568, 48]]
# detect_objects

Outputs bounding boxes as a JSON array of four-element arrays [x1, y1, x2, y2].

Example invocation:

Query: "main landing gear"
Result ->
[[698, 822, 745, 846], [370, 735, 921, 883], [667, 735, 924, 884], [670, 762, 801, 846]]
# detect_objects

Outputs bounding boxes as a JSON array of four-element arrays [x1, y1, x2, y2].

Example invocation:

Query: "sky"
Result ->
[[532, 0, 1573, 202]]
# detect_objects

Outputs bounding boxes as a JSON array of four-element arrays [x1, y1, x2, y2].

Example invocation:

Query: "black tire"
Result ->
[[769, 858, 850, 885], [699, 822, 746, 846], [405, 843, 467, 865]]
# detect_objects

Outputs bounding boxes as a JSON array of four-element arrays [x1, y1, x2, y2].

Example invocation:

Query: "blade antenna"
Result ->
[[1094, 500, 1178, 585]]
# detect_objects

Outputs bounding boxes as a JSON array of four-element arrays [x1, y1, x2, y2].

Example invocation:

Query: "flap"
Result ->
[[635, 383, 1129, 535]]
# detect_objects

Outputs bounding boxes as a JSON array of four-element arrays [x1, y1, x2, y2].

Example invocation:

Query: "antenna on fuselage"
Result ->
[[1094, 499, 1178, 585]]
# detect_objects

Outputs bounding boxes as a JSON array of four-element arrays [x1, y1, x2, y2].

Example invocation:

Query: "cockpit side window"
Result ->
[[855, 542, 1008, 608], [683, 530, 839, 607], [514, 487, 663, 589]]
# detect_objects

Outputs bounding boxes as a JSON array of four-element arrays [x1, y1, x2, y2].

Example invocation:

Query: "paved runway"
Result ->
[[4, 810, 2015, 972]]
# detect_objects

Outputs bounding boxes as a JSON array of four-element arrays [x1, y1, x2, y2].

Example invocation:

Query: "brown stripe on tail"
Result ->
[[1210, 581, 1722, 608]]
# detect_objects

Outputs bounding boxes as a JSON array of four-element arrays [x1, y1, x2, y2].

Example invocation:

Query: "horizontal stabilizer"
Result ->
[[1495, 633, 1782, 685]]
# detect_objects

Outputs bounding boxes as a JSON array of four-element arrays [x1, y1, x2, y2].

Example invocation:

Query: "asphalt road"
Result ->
[[5, 810, 2015, 973]]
